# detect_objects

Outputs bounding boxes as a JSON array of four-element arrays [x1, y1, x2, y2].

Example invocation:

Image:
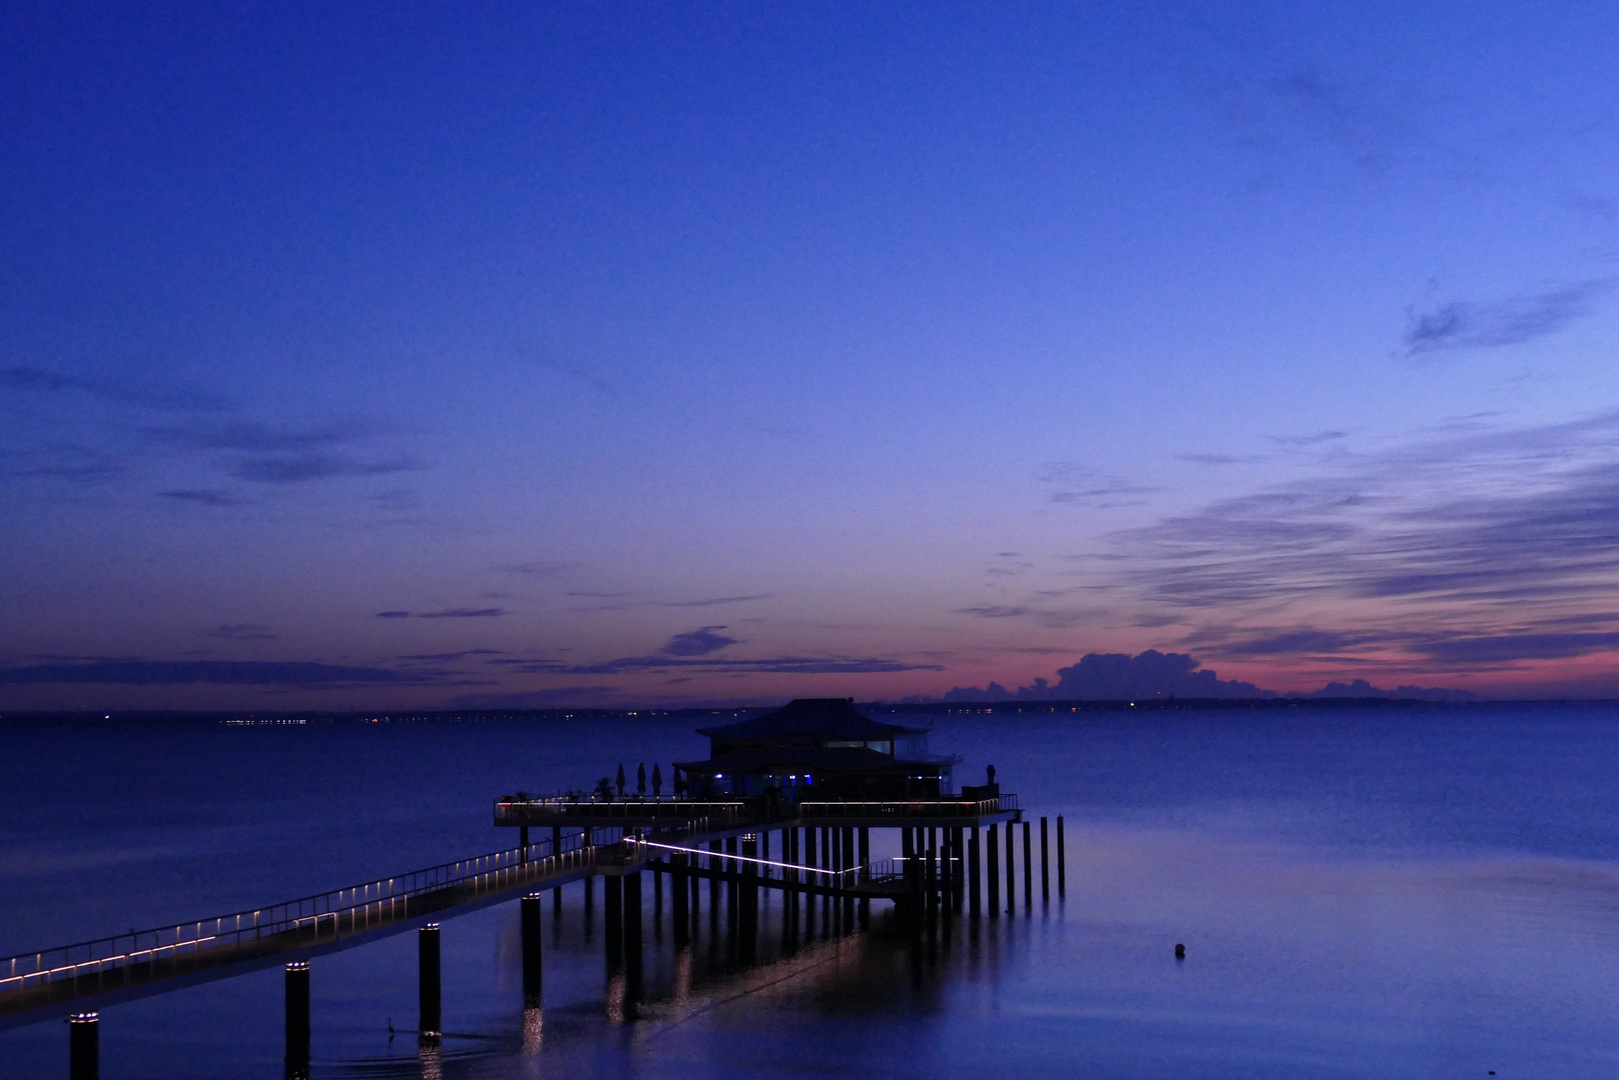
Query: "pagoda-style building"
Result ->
[[673, 698, 956, 803]]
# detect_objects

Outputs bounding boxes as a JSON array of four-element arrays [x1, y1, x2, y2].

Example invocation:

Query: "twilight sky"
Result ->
[[4, 2, 1619, 710]]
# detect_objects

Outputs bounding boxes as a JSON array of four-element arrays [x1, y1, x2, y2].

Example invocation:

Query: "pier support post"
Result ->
[[968, 827, 981, 919], [708, 841, 721, 925], [519, 825, 529, 863], [1005, 822, 1016, 914], [691, 849, 703, 928], [842, 827, 855, 927], [804, 828, 818, 935], [521, 893, 543, 1004], [285, 961, 311, 1076], [624, 872, 643, 1001], [985, 824, 999, 917], [1023, 821, 1033, 912], [653, 855, 664, 932], [69, 1012, 98, 1080], [1057, 816, 1066, 897], [418, 923, 442, 1040], [1040, 817, 1050, 905], [672, 854, 690, 946], [551, 827, 563, 916], [945, 829, 958, 913], [604, 876, 623, 975], [725, 836, 739, 930], [740, 834, 758, 962], [858, 826, 871, 928]]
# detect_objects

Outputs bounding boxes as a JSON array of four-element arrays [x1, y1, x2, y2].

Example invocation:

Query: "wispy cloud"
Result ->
[[0, 659, 459, 685], [0, 367, 230, 412], [658, 594, 772, 608], [1, 367, 423, 503], [1036, 462, 1157, 508], [227, 454, 419, 484], [491, 653, 940, 676], [1102, 410, 1619, 672], [207, 624, 278, 641], [503, 560, 579, 577], [375, 608, 505, 619], [1403, 280, 1613, 356], [158, 488, 245, 506], [661, 626, 738, 657]]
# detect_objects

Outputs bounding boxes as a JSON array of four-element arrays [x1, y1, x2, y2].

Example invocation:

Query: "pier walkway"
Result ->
[[1, 796, 1018, 1029], [0, 831, 607, 1028]]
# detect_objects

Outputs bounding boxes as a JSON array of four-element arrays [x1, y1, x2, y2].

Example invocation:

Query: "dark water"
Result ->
[[5, 705, 1619, 1078]]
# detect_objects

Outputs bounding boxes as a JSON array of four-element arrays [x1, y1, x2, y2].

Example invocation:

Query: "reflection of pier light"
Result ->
[[417, 1034, 443, 1080], [521, 1004, 543, 1054]]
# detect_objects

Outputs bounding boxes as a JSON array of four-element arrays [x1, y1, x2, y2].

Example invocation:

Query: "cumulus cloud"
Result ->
[[943, 650, 1271, 702]]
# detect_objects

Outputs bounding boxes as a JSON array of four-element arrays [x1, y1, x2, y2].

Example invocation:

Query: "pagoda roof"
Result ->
[[696, 698, 922, 744]]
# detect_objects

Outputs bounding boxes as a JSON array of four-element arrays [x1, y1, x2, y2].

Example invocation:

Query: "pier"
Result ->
[[2, 699, 1065, 1077]]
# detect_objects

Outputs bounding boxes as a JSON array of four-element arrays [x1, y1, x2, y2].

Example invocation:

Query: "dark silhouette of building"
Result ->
[[673, 698, 956, 802]]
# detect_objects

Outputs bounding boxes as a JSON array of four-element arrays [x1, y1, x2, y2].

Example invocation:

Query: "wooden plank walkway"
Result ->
[[0, 839, 603, 1027]]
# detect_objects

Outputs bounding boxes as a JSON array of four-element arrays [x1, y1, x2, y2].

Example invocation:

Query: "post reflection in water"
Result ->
[[416, 1037, 442, 1080], [521, 1005, 543, 1055]]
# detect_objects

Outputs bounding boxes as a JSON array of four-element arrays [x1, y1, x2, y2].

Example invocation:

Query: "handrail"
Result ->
[[797, 795, 1017, 818], [0, 827, 616, 997], [494, 798, 749, 822]]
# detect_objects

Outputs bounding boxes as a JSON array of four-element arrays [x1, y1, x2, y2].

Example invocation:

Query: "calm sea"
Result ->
[[5, 704, 1619, 1078]]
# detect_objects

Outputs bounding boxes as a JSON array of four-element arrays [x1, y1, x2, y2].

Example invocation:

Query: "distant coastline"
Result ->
[[3, 697, 1617, 727]]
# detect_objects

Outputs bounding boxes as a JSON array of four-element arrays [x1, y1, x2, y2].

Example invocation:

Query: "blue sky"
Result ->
[[4, 2, 1619, 709]]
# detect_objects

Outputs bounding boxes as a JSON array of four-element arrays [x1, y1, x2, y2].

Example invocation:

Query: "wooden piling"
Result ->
[[624, 872, 643, 999], [985, 823, 999, 917], [69, 1012, 98, 1080], [858, 826, 871, 928], [285, 962, 310, 1073], [740, 835, 759, 962], [1004, 821, 1016, 914], [968, 826, 981, 918], [1057, 815, 1066, 897], [708, 840, 721, 923], [725, 836, 739, 929], [603, 876, 623, 974], [1039, 817, 1050, 904], [418, 923, 442, 1038], [1022, 821, 1033, 911], [672, 854, 689, 946], [521, 893, 543, 1003], [552, 827, 564, 916]]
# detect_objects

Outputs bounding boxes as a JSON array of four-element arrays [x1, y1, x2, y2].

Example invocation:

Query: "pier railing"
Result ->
[[797, 795, 1017, 819], [0, 829, 610, 1002], [494, 798, 750, 824]]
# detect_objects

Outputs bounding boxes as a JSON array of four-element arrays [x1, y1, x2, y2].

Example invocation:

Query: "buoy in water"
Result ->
[[1174, 943, 1186, 959]]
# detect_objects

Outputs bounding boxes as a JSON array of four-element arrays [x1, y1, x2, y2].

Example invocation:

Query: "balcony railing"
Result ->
[[494, 798, 750, 824], [796, 795, 1017, 819]]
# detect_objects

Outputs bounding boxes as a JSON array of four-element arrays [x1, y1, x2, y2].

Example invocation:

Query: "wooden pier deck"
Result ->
[[3, 795, 1030, 1032]]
